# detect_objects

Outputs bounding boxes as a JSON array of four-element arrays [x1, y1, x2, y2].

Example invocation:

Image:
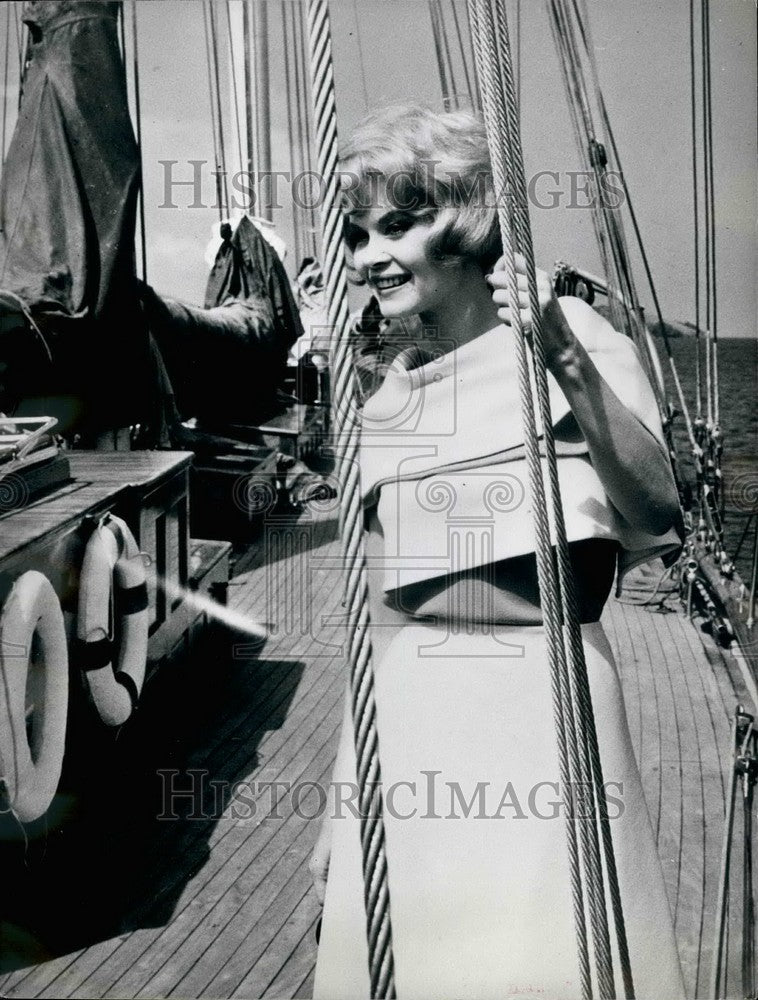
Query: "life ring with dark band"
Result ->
[[0, 570, 68, 822], [76, 514, 149, 727]]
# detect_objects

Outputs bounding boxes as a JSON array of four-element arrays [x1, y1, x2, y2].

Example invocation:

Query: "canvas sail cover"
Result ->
[[0, 0, 150, 433]]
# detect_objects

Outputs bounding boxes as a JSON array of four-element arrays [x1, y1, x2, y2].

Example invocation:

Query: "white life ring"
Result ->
[[76, 514, 149, 727], [0, 570, 68, 823]]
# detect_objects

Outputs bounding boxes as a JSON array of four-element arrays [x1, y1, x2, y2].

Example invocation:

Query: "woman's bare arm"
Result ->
[[488, 256, 680, 534]]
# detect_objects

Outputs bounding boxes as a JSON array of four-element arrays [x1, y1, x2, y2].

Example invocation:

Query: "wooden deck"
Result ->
[[0, 505, 754, 999]]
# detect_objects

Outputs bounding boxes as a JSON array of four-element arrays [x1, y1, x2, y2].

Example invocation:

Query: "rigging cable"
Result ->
[[449, 0, 477, 112], [290, 1, 308, 261], [437, 0, 460, 109], [130, 1, 147, 282], [689, 0, 703, 424], [352, 0, 370, 112], [429, 1, 453, 109], [546, 0, 628, 339], [701, 0, 713, 430], [225, 1, 246, 209], [202, 1, 224, 222], [204, 1, 230, 220], [252, 0, 272, 221], [296, 0, 319, 257], [1, 2, 10, 164], [515, 0, 521, 110], [571, 0, 699, 457], [242, 1, 255, 205], [305, 1, 396, 994], [470, 0, 634, 994], [281, 1, 302, 264], [703, 0, 719, 429]]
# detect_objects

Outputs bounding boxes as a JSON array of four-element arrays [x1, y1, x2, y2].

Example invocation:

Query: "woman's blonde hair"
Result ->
[[339, 104, 501, 274]]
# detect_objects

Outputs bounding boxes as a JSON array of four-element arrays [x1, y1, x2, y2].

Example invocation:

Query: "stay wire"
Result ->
[[570, 0, 697, 455], [225, 1, 246, 204], [1, 3, 10, 164], [130, 0, 147, 283], [449, 0, 477, 111], [689, 0, 703, 419], [207, 1, 230, 219], [202, 1, 224, 223], [429, 1, 452, 108], [496, 0, 633, 987]]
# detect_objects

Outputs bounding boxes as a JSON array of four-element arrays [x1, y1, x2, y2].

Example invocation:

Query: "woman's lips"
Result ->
[[372, 274, 411, 292]]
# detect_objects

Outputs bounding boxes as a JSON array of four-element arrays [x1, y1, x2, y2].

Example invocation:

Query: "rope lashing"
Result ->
[[469, 1, 634, 996], [305, 2, 396, 996]]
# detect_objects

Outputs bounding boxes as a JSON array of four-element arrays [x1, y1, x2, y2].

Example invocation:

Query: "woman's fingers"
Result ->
[[490, 286, 530, 308]]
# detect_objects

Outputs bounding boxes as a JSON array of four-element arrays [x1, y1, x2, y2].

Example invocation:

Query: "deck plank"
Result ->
[[2, 502, 754, 999]]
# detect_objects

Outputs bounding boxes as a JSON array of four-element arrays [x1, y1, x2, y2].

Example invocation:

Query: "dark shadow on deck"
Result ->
[[0, 637, 305, 970]]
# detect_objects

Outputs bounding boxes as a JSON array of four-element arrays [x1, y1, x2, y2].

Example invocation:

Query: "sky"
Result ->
[[0, 0, 756, 338]]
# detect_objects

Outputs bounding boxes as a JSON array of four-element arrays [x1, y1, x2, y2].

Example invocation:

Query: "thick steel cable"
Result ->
[[305, 2, 396, 995], [468, 2, 598, 996], [494, 1, 632, 993], [476, 0, 637, 993]]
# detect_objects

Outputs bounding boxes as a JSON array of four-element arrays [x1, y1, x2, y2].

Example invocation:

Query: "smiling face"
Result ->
[[345, 184, 472, 324]]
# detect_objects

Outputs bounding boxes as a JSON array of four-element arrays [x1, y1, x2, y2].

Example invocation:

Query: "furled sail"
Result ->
[[0, 0, 151, 434]]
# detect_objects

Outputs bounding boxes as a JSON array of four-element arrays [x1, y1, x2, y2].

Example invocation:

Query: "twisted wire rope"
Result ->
[[306, 2, 396, 994]]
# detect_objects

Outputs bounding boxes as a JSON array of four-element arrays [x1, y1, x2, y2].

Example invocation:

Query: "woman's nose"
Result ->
[[354, 234, 390, 273]]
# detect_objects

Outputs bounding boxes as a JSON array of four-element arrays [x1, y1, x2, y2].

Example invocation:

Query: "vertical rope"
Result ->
[[449, 0, 477, 111], [468, 2, 594, 995], [202, 1, 225, 222], [703, 0, 719, 428], [225, 1, 246, 206], [472, 0, 637, 994], [130, 0, 147, 282], [281, 1, 302, 263], [701, 0, 712, 429], [487, 0, 622, 987], [689, 0, 703, 420], [429, 0, 452, 108], [296, 1, 319, 257], [305, 2, 396, 995], [569, 0, 698, 460], [437, 1, 460, 109], [1, 3, 10, 164]]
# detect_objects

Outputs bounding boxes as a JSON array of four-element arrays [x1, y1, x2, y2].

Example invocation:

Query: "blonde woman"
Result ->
[[310, 105, 685, 999]]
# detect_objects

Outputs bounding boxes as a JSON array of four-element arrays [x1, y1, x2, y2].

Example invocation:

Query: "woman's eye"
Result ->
[[385, 219, 411, 237]]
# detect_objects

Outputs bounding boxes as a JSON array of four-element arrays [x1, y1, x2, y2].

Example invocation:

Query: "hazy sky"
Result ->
[[1, 0, 756, 338]]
